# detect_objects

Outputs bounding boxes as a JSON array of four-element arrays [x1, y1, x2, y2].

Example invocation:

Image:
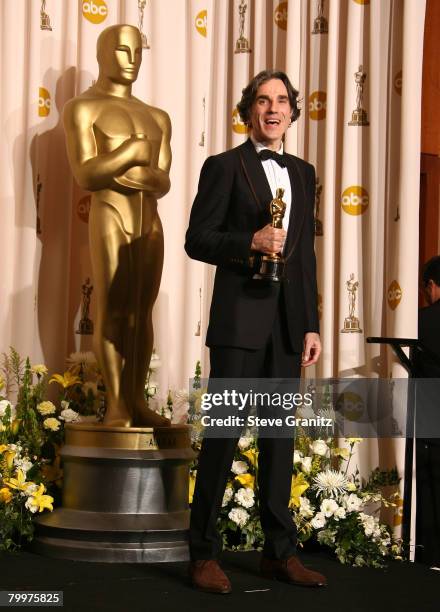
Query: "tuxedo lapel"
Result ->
[[238, 139, 273, 215], [284, 154, 306, 256]]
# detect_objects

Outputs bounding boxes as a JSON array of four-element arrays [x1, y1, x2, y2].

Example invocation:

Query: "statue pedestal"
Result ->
[[33, 423, 196, 563]]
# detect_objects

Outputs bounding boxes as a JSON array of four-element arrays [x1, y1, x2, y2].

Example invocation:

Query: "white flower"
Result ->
[[299, 496, 314, 518], [60, 408, 80, 423], [293, 450, 303, 464], [313, 469, 350, 498], [66, 351, 97, 366], [14, 457, 33, 475], [238, 436, 252, 450], [43, 417, 61, 431], [320, 498, 339, 517], [231, 460, 248, 475], [228, 506, 250, 528], [24, 483, 38, 496], [31, 364, 48, 375], [344, 493, 364, 512], [82, 381, 98, 396], [300, 456, 312, 473], [146, 381, 158, 397], [222, 487, 234, 507], [171, 389, 190, 424], [37, 401, 56, 416], [25, 497, 39, 513], [149, 351, 162, 371], [310, 439, 329, 456], [0, 399, 16, 420], [334, 506, 346, 520], [234, 487, 255, 509], [310, 512, 326, 529]]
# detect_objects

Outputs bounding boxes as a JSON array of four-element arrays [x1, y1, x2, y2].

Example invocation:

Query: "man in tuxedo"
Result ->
[[416, 255, 440, 565], [185, 70, 326, 593]]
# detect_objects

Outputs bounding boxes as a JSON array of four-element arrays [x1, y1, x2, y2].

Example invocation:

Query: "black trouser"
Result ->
[[189, 294, 301, 560]]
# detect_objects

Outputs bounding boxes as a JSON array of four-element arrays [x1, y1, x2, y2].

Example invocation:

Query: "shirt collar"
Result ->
[[250, 135, 284, 155]]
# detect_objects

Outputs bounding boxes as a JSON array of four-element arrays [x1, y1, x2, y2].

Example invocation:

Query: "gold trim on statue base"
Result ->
[[65, 422, 191, 450], [348, 109, 369, 126], [341, 317, 363, 333]]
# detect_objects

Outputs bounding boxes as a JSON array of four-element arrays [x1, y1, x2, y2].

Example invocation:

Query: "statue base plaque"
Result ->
[[348, 109, 369, 126], [32, 423, 196, 563], [235, 37, 251, 53], [76, 319, 93, 335], [312, 16, 328, 34], [253, 255, 285, 282], [341, 317, 363, 333]]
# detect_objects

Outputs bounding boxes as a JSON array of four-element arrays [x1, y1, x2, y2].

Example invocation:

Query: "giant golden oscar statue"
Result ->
[[63, 24, 171, 427], [34, 25, 193, 563]]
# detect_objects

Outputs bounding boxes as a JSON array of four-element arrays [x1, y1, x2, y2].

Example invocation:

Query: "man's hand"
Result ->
[[251, 224, 287, 254], [302, 332, 321, 367]]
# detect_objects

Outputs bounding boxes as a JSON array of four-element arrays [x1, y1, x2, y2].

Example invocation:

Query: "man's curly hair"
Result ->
[[237, 70, 301, 126]]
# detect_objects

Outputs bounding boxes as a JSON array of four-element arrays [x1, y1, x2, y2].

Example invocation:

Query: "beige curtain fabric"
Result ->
[[0, 0, 426, 538]]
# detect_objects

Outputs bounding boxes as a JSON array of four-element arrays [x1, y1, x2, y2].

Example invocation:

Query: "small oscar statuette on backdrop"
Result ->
[[76, 277, 94, 335], [198, 97, 206, 147], [138, 0, 150, 49], [349, 65, 369, 126], [341, 273, 362, 333], [253, 188, 286, 282], [235, 0, 252, 54], [312, 0, 328, 34], [40, 0, 52, 31], [314, 176, 323, 236]]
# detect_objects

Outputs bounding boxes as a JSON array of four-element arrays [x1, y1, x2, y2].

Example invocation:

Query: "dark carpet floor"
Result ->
[[0, 550, 438, 612]]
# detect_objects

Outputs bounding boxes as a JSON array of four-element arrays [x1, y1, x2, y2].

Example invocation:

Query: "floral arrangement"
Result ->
[[0, 348, 103, 551], [182, 370, 403, 568]]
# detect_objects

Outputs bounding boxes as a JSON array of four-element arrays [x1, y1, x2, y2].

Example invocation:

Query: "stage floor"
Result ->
[[0, 549, 438, 612]]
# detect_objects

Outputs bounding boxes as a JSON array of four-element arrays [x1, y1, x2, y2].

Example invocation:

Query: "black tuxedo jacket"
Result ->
[[185, 138, 319, 352], [418, 299, 440, 376]]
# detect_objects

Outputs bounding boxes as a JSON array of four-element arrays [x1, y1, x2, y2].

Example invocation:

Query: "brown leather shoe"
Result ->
[[261, 555, 327, 587], [189, 560, 232, 594]]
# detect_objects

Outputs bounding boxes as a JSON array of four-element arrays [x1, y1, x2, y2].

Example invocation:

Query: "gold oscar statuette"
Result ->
[[235, 0, 252, 54], [253, 187, 286, 282], [349, 65, 369, 126], [312, 0, 328, 35], [63, 24, 172, 428], [341, 273, 362, 333]]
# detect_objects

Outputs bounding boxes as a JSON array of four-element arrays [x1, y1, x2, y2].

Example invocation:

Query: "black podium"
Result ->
[[367, 336, 440, 564]]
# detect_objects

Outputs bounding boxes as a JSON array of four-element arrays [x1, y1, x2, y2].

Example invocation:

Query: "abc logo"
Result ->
[[38, 87, 51, 117], [308, 91, 326, 120], [82, 0, 108, 24], [336, 391, 364, 422], [341, 186, 369, 215], [353, 0, 370, 4], [77, 195, 91, 224], [232, 108, 248, 134], [387, 280, 402, 310], [394, 70, 402, 96], [274, 2, 288, 30], [195, 9, 207, 37]]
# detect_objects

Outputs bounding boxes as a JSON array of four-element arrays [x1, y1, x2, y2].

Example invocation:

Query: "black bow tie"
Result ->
[[258, 149, 286, 168]]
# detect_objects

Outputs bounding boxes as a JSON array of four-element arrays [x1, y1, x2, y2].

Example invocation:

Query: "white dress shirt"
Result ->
[[251, 137, 292, 237]]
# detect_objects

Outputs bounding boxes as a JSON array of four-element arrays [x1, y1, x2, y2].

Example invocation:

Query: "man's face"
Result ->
[[100, 28, 142, 85], [248, 79, 292, 148], [424, 280, 440, 305]]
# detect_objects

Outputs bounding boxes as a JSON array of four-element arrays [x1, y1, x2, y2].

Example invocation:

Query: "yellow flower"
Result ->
[[10, 419, 21, 435], [189, 471, 197, 504], [26, 484, 54, 513], [334, 447, 350, 460], [3, 450, 16, 470], [289, 472, 309, 509], [0, 487, 13, 504], [345, 438, 363, 445], [235, 473, 255, 489], [4, 469, 29, 492], [0, 444, 8, 453], [43, 417, 61, 431], [31, 364, 48, 376], [37, 401, 56, 416], [241, 448, 258, 467], [0, 374, 4, 392], [49, 371, 81, 389]]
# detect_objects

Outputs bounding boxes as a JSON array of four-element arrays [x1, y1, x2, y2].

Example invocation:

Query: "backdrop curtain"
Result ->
[[0, 0, 426, 543]]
